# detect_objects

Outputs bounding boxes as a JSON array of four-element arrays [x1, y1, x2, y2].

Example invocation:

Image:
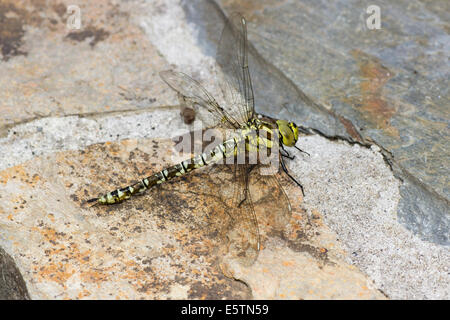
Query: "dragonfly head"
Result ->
[[276, 120, 299, 147]]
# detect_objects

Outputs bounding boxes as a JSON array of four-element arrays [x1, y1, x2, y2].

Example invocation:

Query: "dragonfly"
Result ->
[[87, 13, 308, 265]]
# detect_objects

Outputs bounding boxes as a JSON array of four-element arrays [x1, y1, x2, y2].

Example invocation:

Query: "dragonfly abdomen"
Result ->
[[90, 137, 239, 205]]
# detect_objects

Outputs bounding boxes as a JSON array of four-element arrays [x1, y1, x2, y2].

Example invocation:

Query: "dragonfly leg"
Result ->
[[246, 164, 258, 175], [281, 145, 295, 160], [280, 156, 305, 197], [238, 164, 257, 208], [294, 145, 310, 157]]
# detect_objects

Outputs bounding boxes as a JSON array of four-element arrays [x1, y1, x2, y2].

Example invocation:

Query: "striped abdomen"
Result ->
[[90, 138, 239, 205]]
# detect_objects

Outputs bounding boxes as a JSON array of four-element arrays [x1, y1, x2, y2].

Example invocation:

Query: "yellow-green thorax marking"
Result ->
[[90, 119, 299, 205]]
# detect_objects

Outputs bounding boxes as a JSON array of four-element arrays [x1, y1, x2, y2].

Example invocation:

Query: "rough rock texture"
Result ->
[[0, 139, 250, 299], [0, 137, 385, 299], [210, 0, 450, 246], [0, 0, 448, 300], [0, 0, 173, 132], [292, 135, 449, 299], [0, 247, 30, 299]]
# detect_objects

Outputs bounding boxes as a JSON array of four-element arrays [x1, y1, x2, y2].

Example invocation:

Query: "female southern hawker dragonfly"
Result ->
[[87, 13, 307, 265]]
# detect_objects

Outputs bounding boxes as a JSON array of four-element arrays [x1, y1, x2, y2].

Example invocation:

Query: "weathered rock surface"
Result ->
[[209, 0, 450, 246], [0, 246, 30, 299], [0, 0, 172, 133], [0, 0, 448, 300], [0, 137, 385, 299]]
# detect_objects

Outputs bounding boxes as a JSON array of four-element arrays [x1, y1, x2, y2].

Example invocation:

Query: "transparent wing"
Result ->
[[226, 161, 293, 266], [160, 70, 241, 129], [216, 13, 255, 126], [249, 168, 293, 231], [226, 163, 260, 266], [241, 26, 347, 138]]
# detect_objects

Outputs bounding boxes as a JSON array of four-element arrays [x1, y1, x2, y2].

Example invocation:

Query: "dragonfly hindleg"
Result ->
[[281, 145, 295, 160], [280, 156, 305, 197], [294, 145, 310, 157], [237, 164, 257, 208]]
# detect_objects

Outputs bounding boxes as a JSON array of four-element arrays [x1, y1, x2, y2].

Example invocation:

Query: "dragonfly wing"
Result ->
[[249, 168, 293, 230], [160, 70, 241, 129], [216, 13, 255, 126], [225, 163, 260, 266], [226, 162, 293, 266]]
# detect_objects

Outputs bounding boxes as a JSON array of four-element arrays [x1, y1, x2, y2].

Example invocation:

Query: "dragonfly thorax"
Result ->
[[241, 119, 298, 150], [276, 120, 299, 147]]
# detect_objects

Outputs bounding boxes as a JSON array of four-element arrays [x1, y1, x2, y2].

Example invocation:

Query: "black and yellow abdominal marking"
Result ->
[[88, 119, 295, 205]]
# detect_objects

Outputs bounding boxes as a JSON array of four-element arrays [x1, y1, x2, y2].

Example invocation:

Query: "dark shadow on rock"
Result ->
[[0, 247, 30, 300]]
